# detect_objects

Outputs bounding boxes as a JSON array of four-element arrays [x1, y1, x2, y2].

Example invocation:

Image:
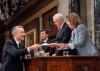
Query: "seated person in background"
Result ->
[[57, 12, 99, 56], [40, 29, 55, 56], [52, 13, 78, 56]]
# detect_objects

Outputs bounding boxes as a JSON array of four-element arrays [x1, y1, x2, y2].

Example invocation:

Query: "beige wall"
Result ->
[[87, 0, 95, 43]]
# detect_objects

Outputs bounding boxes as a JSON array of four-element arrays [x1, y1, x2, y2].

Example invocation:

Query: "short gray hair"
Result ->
[[12, 26, 23, 36], [53, 13, 64, 20]]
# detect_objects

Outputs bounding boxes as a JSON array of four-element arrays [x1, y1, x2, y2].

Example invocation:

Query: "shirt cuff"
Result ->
[[27, 48, 31, 53], [67, 43, 75, 49]]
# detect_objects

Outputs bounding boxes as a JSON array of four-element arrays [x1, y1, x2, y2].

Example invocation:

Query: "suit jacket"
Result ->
[[40, 38, 55, 56], [40, 38, 51, 53], [68, 24, 99, 56], [55, 23, 76, 56], [56, 23, 72, 43], [0, 38, 29, 71]]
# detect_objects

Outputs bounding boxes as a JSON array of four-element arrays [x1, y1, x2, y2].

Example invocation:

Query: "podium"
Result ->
[[25, 56, 100, 71]]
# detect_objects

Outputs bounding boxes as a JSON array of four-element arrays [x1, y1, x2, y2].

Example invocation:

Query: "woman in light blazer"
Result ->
[[57, 12, 99, 56]]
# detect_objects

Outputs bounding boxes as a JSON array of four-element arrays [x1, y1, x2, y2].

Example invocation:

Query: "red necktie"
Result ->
[[57, 28, 60, 32]]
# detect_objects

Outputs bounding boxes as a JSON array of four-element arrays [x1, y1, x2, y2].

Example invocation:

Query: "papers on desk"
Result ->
[[34, 50, 49, 57]]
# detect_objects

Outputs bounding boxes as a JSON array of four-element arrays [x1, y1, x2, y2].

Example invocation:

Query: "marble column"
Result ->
[[87, 0, 95, 43], [58, 0, 69, 16]]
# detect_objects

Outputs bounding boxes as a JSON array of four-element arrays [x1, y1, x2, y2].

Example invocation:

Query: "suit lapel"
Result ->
[[71, 24, 79, 42], [11, 38, 24, 50], [18, 44, 24, 49]]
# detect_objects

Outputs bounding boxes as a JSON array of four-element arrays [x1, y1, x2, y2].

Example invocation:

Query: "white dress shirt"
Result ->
[[14, 37, 30, 52]]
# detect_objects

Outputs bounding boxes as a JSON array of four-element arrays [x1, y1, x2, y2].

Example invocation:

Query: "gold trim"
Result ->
[[21, 0, 59, 26], [25, 28, 37, 47]]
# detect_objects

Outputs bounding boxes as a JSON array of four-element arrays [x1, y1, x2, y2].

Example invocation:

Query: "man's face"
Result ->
[[15, 28, 25, 41], [53, 18, 63, 29], [40, 31, 48, 40]]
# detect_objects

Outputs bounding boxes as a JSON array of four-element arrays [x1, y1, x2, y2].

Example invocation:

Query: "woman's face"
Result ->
[[67, 20, 75, 29]]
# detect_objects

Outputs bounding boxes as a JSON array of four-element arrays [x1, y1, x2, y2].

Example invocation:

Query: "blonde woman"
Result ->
[[58, 12, 99, 56]]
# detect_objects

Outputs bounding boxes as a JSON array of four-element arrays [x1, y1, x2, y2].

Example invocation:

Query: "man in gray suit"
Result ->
[[57, 12, 99, 56]]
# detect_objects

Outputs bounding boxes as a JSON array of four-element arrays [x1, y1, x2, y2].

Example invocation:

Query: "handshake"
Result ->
[[27, 44, 41, 52], [27, 43, 69, 52], [49, 43, 69, 50], [27, 43, 60, 52]]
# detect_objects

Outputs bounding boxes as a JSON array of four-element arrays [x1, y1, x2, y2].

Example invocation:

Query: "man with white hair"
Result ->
[[53, 13, 65, 30], [52, 13, 77, 56], [0, 26, 40, 71]]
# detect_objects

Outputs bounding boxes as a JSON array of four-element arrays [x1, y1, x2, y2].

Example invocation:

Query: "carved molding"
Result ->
[[21, 0, 59, 26]]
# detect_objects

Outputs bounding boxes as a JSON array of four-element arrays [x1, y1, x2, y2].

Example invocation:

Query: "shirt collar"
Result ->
[[60, 22, 65, 29], [73, 28, 77, 34], [42, 38, 48, 43], [14, 37, 20, 45]]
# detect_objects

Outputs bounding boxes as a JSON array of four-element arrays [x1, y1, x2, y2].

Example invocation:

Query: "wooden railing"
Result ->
[[24, 56, 100, 71]]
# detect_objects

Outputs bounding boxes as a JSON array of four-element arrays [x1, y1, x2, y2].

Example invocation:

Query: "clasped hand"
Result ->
[[28, 44, 41, 51], [57, 43, 69, 50], [49, 43, 69, 50]]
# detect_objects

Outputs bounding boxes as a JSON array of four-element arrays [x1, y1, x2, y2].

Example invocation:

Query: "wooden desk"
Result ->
[[25, 56, 100, 71]]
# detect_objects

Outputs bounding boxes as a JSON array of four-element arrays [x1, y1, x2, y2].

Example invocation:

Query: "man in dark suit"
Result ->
[[53, 13, 77, 56], [0, 26, 40, 71], [40, 29, 55, 56]]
